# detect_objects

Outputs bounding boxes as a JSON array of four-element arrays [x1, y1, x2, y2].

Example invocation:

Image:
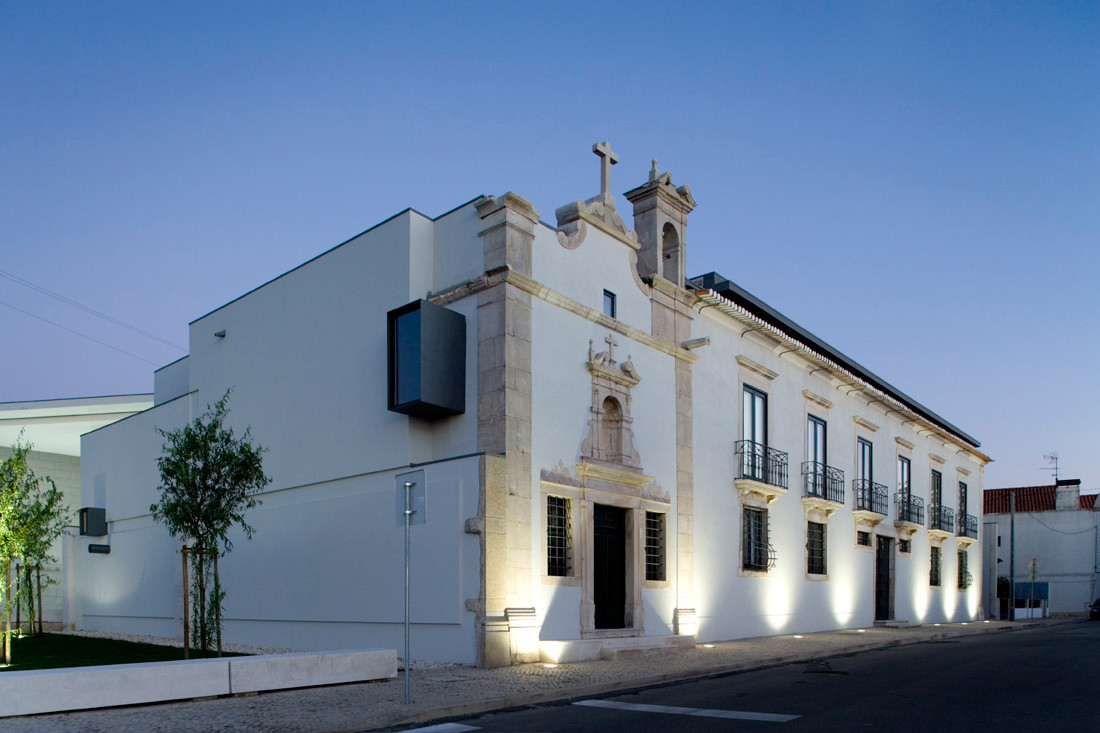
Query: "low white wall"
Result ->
[[0, 648, 396, 718]]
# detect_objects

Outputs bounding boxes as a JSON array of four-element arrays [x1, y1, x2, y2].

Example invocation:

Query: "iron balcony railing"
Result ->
[[929, 504, 955, 533], [854, 479, 889, 515], [743, 540, 777, 572], [735, 440, 789, 489], [895, 492, 925, 524], [958, 513, 978, 539], [802, 461, 845, 503]]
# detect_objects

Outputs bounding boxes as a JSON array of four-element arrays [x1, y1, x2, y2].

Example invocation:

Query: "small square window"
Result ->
[[898, 538, 912, 554], [603, 290, 616, 318], [856, 531, 871, 547]]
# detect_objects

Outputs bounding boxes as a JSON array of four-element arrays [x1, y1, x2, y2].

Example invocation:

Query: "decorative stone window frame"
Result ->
[[852, 420, 884, 534], [739, 503, 772, 578], [955, 467, 978, 547], [801, 391, 841, 518], [805, 518, 829, 581], [894, 438, 921, 542], [735, 356, 785, 505], [929, 545, 943, 589], [540, 482, 583, 588]]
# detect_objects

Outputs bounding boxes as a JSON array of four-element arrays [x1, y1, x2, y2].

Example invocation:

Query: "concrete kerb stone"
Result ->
[[387, 620, 1057, 730]]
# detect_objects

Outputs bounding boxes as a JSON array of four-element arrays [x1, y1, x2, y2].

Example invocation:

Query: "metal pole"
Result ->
[[1009, 492, 1016, 621], [404, 480, 415, 705]]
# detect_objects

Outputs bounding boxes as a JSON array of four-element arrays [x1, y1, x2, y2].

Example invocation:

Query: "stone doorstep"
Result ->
[[873, 619, 912, 628], [541, 635, 695, 664]]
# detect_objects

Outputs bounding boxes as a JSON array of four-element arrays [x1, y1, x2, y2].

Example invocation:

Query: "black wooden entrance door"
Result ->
[[875, 536, 892, 621], [594, 504, 627, 629]]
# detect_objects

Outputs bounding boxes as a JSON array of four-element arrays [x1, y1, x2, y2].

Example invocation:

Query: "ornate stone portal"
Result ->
[[541, 334, 669, 639]]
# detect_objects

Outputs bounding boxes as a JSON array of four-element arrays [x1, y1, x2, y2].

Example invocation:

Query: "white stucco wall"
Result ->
[[987, 508, 1098, 614], [689, 303, 982, 640], [76, 205, 487, 663]]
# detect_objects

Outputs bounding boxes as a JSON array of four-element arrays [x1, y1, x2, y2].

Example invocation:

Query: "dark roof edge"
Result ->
[[689, 271, 980, 449]]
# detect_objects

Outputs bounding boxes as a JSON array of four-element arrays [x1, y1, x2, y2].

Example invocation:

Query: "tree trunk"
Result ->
[[197, 549, 207, 654]]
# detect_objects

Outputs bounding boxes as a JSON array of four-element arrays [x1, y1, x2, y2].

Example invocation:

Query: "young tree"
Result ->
[[151, 390, 269, 656], [0, 438, 68, 663]]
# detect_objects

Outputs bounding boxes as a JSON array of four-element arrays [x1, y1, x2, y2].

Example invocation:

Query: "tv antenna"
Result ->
[[1041, 452, 1059, 481]]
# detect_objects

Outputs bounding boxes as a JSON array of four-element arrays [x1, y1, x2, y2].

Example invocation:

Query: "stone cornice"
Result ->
[[853, 416, 881, 432], [430, 268, 699, 364], [802, 389, 835, 410], [736, 356, 778, 382], [895, 437, 916, 451]]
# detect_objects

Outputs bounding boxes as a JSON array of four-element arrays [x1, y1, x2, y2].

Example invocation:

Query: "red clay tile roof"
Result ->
[[1082, 493, 1098, 510], [984, 485, 1057, 513]]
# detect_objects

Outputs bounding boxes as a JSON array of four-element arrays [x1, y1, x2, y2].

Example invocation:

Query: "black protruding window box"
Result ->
[[387, 299, 466, 419], [80, 507, 108, 536]]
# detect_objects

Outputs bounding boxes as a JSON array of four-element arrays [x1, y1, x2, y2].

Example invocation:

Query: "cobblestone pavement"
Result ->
[[3, 620, 1059, 733]]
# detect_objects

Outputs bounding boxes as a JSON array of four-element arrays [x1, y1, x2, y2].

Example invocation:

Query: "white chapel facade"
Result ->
[[73, 144, 990, 666]]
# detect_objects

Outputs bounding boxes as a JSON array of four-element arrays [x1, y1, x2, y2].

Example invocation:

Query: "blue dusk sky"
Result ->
[[2, 1, 1097, 491]]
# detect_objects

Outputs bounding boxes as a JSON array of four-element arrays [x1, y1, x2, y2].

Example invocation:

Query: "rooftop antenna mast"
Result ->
[[1041, 452, 1059, 482]]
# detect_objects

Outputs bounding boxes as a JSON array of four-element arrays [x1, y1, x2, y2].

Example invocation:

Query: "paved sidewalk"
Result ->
[[3, 619, 1060, 733]]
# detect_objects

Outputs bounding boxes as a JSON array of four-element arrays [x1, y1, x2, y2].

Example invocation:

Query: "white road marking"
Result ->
[[401, 724, 480, 732], [573, 698, 800, 722]]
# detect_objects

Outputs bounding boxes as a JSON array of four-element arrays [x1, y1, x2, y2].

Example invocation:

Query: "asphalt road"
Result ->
[[390, 621, 1098, 732]]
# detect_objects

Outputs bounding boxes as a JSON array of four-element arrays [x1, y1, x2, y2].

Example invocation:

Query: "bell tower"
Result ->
[[624, 160, 696, 288]]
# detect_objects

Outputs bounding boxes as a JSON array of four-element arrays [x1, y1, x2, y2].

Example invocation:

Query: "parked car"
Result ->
[[1089, 598, 1100, 620]]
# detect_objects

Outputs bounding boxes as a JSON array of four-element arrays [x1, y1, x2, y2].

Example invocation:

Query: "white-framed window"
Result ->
[[603, 289, 616, 318], [742, 506, 772, 571]]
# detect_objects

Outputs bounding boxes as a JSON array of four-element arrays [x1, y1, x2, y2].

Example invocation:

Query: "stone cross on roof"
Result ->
[[593, 141, 618, 198]]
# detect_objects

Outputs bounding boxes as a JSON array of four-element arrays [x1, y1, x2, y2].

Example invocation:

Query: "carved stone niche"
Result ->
[[580, 336, 643, 471]]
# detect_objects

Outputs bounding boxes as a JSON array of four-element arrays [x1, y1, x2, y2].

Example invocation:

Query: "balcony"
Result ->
[[895, 493, 924, 538], [929, 504, 955, 539], [802, 462, 845, 503], [854, 480, 889, 514], [853, 479, 888, 527], [735, 441, 788, 504], [801, 461, 844, 516], [957, 513, 978, 546]]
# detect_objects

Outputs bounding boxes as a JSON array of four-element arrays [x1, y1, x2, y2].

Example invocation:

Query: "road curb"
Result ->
[[383, 621, 1056, 730]]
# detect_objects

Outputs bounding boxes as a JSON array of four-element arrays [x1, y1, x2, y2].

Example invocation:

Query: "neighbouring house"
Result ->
[[983, 480, 1099, 617], [72, 145, 990, 666], [0, 395, 153, 629]]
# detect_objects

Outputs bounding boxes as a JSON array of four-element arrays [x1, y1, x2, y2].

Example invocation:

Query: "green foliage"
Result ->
[[0, 437, 69, 662], [150, 390, 269, 654]]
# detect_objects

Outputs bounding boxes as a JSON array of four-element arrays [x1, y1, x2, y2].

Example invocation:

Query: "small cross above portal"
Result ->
[[593, 141, 618, 198], [604, 333, 618, 363]]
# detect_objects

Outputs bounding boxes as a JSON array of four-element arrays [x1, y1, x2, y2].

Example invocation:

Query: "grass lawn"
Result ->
[[1, 633, 245, 672]]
